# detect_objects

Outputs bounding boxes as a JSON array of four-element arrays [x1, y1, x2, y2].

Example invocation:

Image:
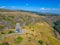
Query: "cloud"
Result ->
[[39, 8, 46, 10], [0, 6, 6, 8], [39, 8, 60, 10], [0, 6, 18, 9]]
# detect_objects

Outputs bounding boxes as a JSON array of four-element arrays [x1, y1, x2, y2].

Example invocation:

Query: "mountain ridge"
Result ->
[[0, 9, 60, 45]]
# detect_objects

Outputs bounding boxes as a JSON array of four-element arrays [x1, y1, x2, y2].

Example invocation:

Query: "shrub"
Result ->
[[0, 26, 5, 30], [15, 36, 23, 43], [31, 30, 34, 32], [1, 32, 5, 34], [26, 33, 28, 35], [38, 40, 43, 45], [28, 39, 31, 41], [28, 37, 31, 39], [8, 31, 14, 34], [1, 42, 9, 45], [46, 43, 48, 45]]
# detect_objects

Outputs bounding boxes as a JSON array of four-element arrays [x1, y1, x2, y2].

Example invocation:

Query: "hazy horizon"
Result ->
[[0, 0, 60, 14]]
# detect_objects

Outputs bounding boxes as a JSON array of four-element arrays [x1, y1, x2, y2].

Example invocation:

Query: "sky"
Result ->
[[0, 0, 60, 14]]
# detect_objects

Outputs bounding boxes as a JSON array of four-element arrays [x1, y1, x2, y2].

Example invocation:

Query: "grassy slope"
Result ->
[[0, 12, 60, 45]]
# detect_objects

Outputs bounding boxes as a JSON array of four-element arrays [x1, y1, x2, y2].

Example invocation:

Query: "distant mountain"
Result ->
[[0, 8, 13, 12], [0, 8, 60, 15]]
